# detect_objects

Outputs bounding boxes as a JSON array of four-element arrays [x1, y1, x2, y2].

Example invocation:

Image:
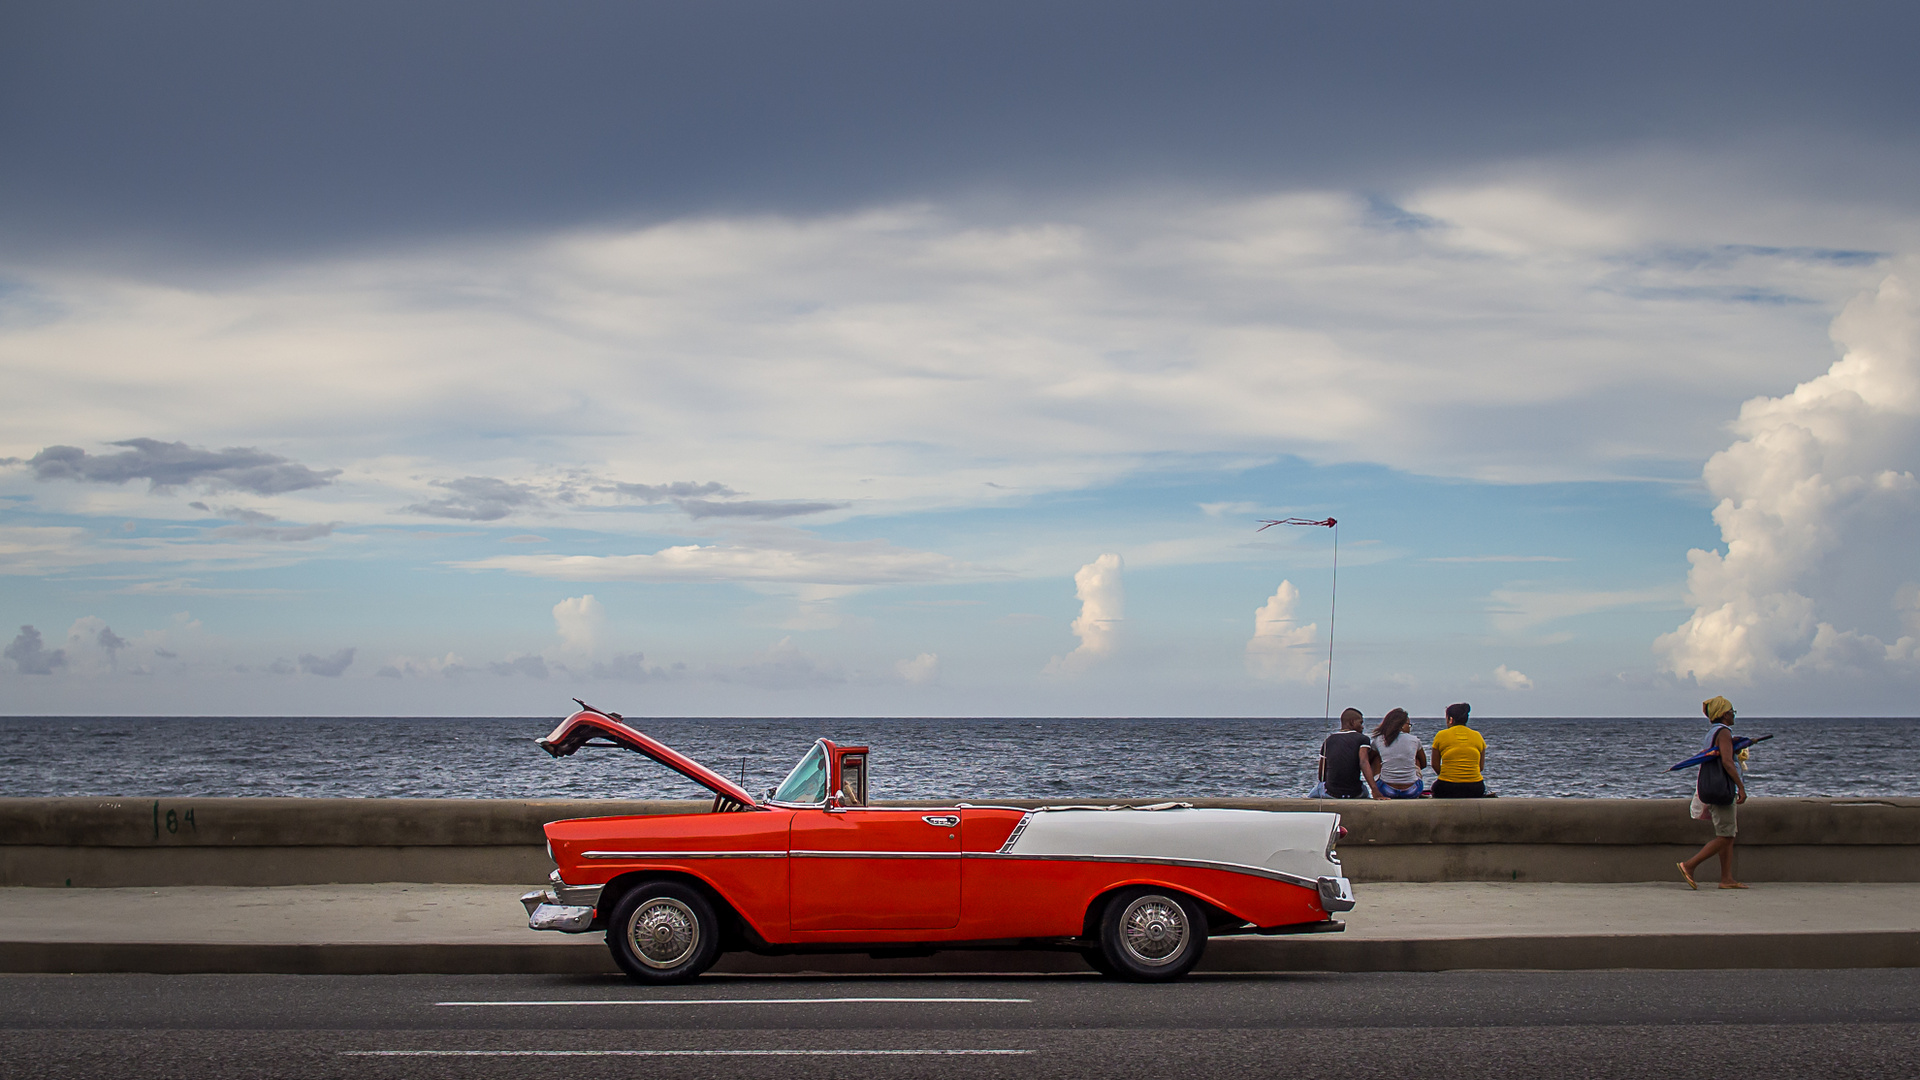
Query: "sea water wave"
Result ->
[[1, 716, 1913, 800]]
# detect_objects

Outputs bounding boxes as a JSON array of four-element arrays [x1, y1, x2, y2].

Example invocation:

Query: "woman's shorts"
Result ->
[[1431, 779, 1487, 798], [1378, 778, 1424, 799], [1708, 801, 1738, 837]]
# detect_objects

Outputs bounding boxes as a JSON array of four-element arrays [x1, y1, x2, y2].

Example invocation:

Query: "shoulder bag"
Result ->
[[1696, 755, 1738, 806]]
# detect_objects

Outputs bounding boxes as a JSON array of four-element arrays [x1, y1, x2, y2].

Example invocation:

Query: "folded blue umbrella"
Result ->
[[1669, 733, 1773, 771]]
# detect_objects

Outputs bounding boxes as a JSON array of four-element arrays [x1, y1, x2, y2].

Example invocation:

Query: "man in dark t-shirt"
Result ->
[[1318, 708, 1370, 799]]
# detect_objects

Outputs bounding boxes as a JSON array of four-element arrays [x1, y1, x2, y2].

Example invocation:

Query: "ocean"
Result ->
[[2, 715, 1913, 801]]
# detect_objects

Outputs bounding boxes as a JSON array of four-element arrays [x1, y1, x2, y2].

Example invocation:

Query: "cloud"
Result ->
[[587, 652, 674, 682], [676, 499, 846, 520], [714, 637, 843, 689], [210, 521, 339, 541], [1493, 664, 1534, 690], [376, 652, 467, 678], [17, 439, 338, 494], [1426, 555, 1573, 563], [552, 594, 606, 655], [1488, 585, 1681, 633], [1198, 501, 1263, 518], [298, 647, 355, 677], [489, 655, 550, 678], [606, 481, 735, 502], [403, 476, 543, 521], [4, 625, 67, 674], [1245, 580, 1324, 683], [603, 481, 841, 520], [461, 537, 975, 586], [502, 534, 549, 543], [1656, 276, 1920, 682], [896, 652, 939, 685], [1045, 553, 1123, 675], [58, 616, 130, 675]]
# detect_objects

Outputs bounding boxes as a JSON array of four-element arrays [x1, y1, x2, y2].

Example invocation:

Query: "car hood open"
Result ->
[[538, 708, 761, 808]]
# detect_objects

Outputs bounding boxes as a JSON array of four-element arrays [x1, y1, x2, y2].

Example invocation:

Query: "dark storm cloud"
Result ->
[[677, 499, 846, 520], [4, 625, 65, 674], [402, 477, 542, 521], [18, 439, 340, 494], [489, 655, 550, 679], [607, 481, 736, 502], [4, 1, 1916, 260], [298, 648, 355, 677]]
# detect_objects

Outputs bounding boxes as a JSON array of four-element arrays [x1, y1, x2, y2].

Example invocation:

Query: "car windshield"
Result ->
[[771, 741, 830, 804]]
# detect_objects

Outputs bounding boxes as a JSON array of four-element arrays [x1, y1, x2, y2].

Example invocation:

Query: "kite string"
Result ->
[[1324, 522, 1337, 724]]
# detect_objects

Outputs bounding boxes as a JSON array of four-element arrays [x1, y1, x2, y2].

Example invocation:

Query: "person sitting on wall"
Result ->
[[1363, 708, 1427, 800], [1316, 708, 1372, 799], [1429, 702, 1489, 798]]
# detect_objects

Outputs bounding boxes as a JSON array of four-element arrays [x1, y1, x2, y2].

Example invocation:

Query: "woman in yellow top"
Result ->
[[1429, 702, 1488, 798]]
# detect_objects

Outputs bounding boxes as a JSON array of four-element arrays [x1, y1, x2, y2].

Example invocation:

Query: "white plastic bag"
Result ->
[[1689, 794, 1710, 821]]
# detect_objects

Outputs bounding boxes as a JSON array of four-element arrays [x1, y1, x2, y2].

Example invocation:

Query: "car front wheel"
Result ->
[[1097, 887, 1207, 981], [606, 881, 720, 984]]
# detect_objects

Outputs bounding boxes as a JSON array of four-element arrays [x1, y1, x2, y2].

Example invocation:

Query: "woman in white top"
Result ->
[[1365, 708, 1428, 800]]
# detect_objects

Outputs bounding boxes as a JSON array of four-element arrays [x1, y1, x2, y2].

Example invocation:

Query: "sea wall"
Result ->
[[2, 796, 1915, 887]]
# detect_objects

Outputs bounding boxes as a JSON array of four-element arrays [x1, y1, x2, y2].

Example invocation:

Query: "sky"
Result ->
[[3, 1, 1919, 717]]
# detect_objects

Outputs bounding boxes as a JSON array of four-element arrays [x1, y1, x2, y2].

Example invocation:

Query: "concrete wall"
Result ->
[[3, 796, 1915, 887]]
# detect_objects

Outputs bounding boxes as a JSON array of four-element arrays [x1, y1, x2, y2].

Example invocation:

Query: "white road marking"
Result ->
[[434, 996, 1030, 1007], [343, 1049, 1031, 1057]]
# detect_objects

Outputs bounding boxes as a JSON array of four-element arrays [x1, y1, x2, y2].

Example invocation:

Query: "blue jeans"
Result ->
[[1378, 777, 1424, 799]]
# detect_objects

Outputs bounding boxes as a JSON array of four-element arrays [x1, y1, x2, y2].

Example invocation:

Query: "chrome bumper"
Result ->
[[520, 871, 604, 933], [1317, 875, 1356, 913]]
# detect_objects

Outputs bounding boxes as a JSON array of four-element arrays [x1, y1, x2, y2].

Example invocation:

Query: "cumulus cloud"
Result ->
[[403, 476, 544, 521], [1493, 664, 1534, 690], [489, 655, 551, 678], [896, 652, 940, 685], [16, 438, 338, 494], [376, 653, 467, 678], [1656, 277, 1920, 683], [57, 617, 131, 674], [4, 625, 66, 674], [1045, 554, 1123, 675], [715, 637, 843, 689], [298, 648, 355, 677], [552, 594, 606, 655], [1245, 580, 1324, 683], [462, 536, 975, 586]]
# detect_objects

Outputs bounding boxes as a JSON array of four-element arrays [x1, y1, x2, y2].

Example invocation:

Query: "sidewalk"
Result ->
[[3, 882, 1917, 975]]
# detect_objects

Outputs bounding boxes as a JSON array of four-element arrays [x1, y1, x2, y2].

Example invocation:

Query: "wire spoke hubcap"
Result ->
[[1119, 895, 1189, 965], [627, 897, 699, 968]]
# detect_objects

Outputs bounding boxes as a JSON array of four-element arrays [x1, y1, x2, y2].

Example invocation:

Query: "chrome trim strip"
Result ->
[[965, 850, 1320, 890], [996, 812, 1033, 854], [790, 850, 961, 859], [582, 850, 786, 860]]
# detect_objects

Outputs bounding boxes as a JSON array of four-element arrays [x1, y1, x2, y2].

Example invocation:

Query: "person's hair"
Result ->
[[1445, 702, 1470, 724], [1339, 707, 1363, 728], [1372, 707, 1410, 745]]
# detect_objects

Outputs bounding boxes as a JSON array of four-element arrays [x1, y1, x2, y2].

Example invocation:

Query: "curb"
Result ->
[[5, 931, 1917, 975]]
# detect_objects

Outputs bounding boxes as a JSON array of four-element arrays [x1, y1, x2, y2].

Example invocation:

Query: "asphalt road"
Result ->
[[3, 969, 1917, 1080]]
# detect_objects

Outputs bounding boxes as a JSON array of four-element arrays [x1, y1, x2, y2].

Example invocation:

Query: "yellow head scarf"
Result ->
[[1702, 696, 1735, 722]]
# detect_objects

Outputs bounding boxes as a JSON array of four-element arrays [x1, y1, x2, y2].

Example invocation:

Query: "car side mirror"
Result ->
[[826, 790, 847, 812]]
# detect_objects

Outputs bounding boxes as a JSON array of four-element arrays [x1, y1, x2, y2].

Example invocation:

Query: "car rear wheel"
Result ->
[[1097, 887, 1207, 981], [606, 882, 720, 984]]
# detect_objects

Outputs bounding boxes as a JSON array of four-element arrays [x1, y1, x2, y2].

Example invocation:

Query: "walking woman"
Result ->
[[1678, 695, 1749, 889], [1364, 707, 1427, 799]]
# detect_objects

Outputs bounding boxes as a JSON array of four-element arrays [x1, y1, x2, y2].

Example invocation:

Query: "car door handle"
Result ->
[[921, 814, 959, 827]]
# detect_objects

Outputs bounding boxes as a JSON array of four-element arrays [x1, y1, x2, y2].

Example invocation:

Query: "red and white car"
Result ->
[[522, 705, 1355, 982]]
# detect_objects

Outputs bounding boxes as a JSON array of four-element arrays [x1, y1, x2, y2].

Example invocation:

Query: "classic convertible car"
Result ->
[[521, 704, 1355, 983]]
